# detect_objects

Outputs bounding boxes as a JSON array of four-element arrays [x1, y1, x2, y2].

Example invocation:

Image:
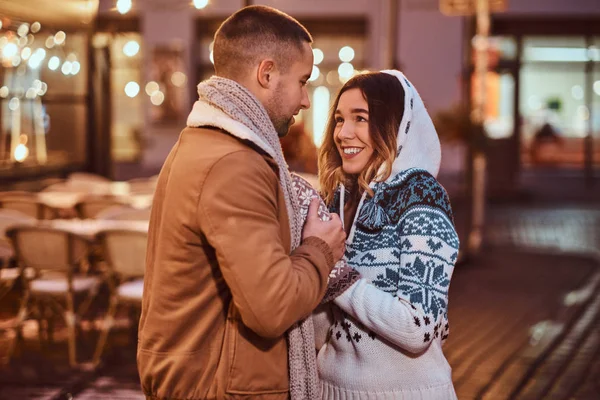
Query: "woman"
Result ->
[[314, 70, 459, 399]]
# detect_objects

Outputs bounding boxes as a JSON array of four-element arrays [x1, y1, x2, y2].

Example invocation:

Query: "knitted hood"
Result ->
[[379, 70, 441, 180]]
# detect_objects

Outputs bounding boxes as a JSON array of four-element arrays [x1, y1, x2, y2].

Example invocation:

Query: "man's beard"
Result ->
[[273, 116, 293, 137]]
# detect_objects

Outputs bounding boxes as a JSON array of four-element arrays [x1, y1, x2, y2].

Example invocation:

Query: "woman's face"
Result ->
[[333, 88, 374, 175]]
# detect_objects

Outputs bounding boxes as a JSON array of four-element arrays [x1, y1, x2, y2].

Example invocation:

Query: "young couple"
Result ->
[[138, 5, 459, 400]]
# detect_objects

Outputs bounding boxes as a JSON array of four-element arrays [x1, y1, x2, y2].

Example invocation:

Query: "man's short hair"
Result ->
[[213, 5, 312, 79]]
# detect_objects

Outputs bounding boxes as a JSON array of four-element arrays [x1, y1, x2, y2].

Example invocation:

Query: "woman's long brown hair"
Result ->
[[318, 72, 405, 205]]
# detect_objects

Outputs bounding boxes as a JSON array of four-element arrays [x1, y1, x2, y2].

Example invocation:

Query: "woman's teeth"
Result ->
[[343, 148, 362, 155]]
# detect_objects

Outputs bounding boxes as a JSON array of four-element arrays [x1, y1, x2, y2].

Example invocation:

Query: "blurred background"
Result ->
[[0, 0, 599, 399]]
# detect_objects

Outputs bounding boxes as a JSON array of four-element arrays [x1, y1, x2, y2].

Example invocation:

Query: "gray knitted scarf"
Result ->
[[195, 76, 320, 400]]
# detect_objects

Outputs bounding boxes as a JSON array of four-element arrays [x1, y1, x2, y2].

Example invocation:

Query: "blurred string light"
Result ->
[[21, 47, 32, 60], [14, 143, 29, 162], [30, 22, 41, 33], [312, 86, 330, 147], [171, 71, 187, 87], [312, 48, 324, 65], [125, 81, 140, 97], [338, 62, 354, 82], [326, 70, 338, 86], [145, 81, 159, 96], [117, 0, 133, 14], [338, 46, 355, 63], [26, 88, 37, 99], [54, 31, 66, 45], [193, 0, 209, 9], [594, 81, 600, 96], [61, 61, 73, 75], [17, 24, 29, 38], [28, 48, 46, 69], [3, 43, 18, 59], [123, 40, 140, 57], [48, 56, 60, 70], [8, 97, 20, 111], [0, 86, 8, 98], [71, 61, 81, 75], [151, 91, 165, 106], [309, 65, 320, 82], [45, 36, 55, 49]]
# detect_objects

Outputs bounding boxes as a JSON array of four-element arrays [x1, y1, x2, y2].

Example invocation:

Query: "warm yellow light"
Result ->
[[54, 31, 66, 45], [171, 71, 187, 87], [0, 86, 8, 98], [17, 24, 29, 38], [31, 22, 41, 33], [45, 36, 55, 49], [14, 144, 29, 162], [151, 91, 165, 106], [26, 88, 37, 99], [41, 82, 48, 96], [145, 81, 159, 96], [326, 71, 338, 86]]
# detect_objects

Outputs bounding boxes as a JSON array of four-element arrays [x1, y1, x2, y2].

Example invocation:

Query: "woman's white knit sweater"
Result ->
[[314, 71, 459, 400]]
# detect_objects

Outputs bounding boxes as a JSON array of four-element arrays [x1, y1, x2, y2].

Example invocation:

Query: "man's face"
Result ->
[[266, 42, 313, 137]]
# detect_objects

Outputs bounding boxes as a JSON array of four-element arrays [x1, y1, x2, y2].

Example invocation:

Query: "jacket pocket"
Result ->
[[138, 348, 211, 399], [226, 318, 289, 395]]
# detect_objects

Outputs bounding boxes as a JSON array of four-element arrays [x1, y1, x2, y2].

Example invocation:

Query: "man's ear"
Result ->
[[257, 59, 276, 89]]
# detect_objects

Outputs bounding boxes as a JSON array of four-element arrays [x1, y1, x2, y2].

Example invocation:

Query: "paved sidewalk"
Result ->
[[1, 172, 599, 399]]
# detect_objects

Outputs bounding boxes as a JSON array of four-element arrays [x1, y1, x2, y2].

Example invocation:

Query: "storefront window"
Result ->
[[93, 32, 144, 163], [520, 36, 589, 167], [0, 27, 88, 171]]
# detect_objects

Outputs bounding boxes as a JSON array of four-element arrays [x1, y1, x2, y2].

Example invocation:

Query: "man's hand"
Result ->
[[302, 199, 346, 262]]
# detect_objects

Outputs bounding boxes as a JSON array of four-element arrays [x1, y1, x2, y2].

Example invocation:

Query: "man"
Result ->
[[137, 6, 346, 400]]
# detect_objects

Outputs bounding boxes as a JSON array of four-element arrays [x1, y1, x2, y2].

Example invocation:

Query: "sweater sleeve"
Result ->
[[333, 203, 458, 354]]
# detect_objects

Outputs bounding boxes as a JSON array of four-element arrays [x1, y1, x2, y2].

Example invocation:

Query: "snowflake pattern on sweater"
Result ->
[[328, 169, 458, 348]]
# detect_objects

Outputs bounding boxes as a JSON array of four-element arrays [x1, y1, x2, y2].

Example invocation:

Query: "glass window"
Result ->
[[519, 36, 590, 167], [93, 32, 144, 163], [0, 28, 88, 170]]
